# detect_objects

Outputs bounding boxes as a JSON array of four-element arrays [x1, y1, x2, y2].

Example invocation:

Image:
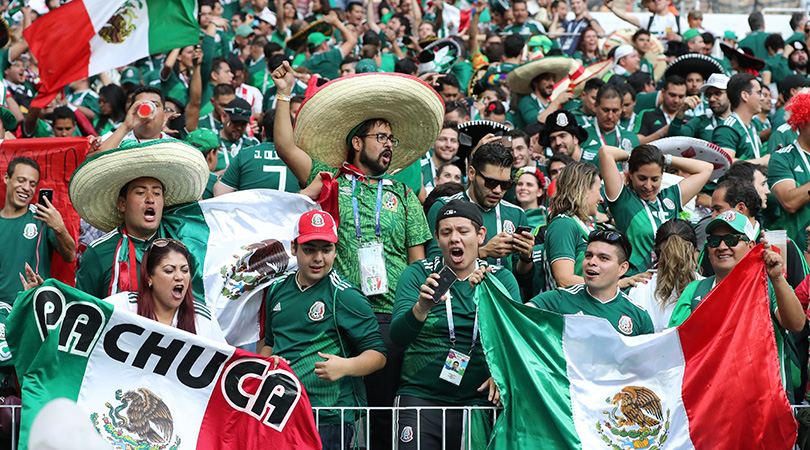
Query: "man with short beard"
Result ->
[[668, 73, 731, 141], [421, 121, 460, 190], [787, 40, 809, 77], [636, 75, 687, 144], [713, 73, 767, 163], [539, 110, 587, 162]]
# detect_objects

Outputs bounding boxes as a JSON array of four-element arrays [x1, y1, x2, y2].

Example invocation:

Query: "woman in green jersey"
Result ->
[[94, 85, 126, 137], [514, 165, 548, 229], [600, 144, 712, 275]]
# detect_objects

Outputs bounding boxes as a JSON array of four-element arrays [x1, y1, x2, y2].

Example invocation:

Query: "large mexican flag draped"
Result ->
[[161, 189, 317, 346], [7, 280, 322, 450], [478, 244, 797, 449], [25, 0, 199, 107]]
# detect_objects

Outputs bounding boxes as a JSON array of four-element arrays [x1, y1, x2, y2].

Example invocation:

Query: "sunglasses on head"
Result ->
[[150, 238, 187, 250], [475, 170, 514, 190], [706, 234, 749, 248], [589, 229, 632, 259]]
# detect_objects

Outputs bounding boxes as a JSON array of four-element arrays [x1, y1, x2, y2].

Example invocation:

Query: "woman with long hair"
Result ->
[[113, 238, 225, 342], [627, 218, 702, 331], [599, 144, 712, 276], [572, 27, 603, 67], [94, 84, 127, 136], [514, 166, 548, 229], [543, 162, 602, 289]]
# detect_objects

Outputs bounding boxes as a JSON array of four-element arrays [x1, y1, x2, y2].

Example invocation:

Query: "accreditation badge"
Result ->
[[358, 241, 389, 296], [439, 349, 470, 386]]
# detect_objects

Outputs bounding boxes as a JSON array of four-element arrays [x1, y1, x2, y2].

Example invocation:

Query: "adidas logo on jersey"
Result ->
[[796, 166, 805, 173], [273, 303, 281, 311]]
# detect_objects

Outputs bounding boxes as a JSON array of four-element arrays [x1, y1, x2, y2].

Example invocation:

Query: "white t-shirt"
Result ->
[[105, 292, 227, 344], [627, 271, 704, 332], [644, 12, 687, 41]]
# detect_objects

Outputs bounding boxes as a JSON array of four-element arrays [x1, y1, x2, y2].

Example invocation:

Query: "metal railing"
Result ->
[[0, 404, 20, 450], [312, 406, 500, 450]]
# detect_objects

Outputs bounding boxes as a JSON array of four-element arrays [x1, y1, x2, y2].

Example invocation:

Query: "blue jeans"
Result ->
[[319, 423, 355, 450]]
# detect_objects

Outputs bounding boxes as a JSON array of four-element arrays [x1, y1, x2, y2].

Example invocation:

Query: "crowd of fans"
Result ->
[[5, 0, 810, 447]]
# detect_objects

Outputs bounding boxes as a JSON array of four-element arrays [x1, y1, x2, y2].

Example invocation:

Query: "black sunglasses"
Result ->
[[706, 234, 749, 248], [475, 171, 514, 191], [589, 229, 632, 260]]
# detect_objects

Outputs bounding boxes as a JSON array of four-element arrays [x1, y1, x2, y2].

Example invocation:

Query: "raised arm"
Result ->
[[185, 46, 204, 132], [272, 61, 313, 185], [671, 155, 712, 206], [324, 11, 358, 57], [598, 145, 629, 201], [603, 0, 640, 27], [366, 0, 381, 33]]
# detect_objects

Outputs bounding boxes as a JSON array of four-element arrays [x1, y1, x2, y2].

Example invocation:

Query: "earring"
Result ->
[[148, 282, 153, 288]]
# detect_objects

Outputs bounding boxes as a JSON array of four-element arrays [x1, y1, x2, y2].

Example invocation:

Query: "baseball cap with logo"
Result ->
[[294, 210, 338, 243], [706, 210, 757, 241], [186, 128, 220, 152], [436, 199, 483, 229], [121, 66, 141, 85], [700, 73, 730, 93]]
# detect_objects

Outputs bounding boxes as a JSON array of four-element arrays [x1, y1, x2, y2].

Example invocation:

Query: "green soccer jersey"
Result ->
[[420, 154, 440, 189], [264, 269, 386, 422], [502, 21, 544, 37], [768, 122, 798, 154], [67, 89, 101, 118], [217, 134, 261, 172], [219, 141, 301, 193], [517, 94, 549, 127], [307, 160, 432, 314], [528, 283, 654, 336], [634, 91, 659, 114], [203, 172, 217, 200], [75, 228, 157, 299], [666, 114, 721, 141], [543, 214, 591, 288], [768, 141, 810, 247], [426, 191, 528, 272], [301, 47, 344, 80], [713, 113, 764, 160], [738, 30, 769, 60], [607, 184, 682, 275], [198, 113, 223, 132], [0, 209, 57, 304], [390, 258, 521, 404], [580, 124, 638, 168]]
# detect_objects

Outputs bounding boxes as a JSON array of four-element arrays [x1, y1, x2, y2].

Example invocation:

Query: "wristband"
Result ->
[[665, 154, 672, 167], [520, 255, 533, 263], [276, 93, 292, 102]]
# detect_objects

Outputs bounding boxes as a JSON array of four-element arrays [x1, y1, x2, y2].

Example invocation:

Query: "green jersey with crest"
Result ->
[[426, 190, 528, 273], [713, 113, 764, 160], [76, 228, 156, 299], [528, 283, 654, 336], [308, 160, 432, 314], [580, 124, 639, 168], [390, 258, 521, 404], [217, 134, 260, 172], [264, 269, 386, 423], [606, 184, 682, 276], [0, 208, 57, 304], [768, 141, 810, 247], [543, 214, 592, 289]]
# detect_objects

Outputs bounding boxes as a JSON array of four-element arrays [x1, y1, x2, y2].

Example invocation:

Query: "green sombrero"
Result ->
[[69, 140, 209, 232]]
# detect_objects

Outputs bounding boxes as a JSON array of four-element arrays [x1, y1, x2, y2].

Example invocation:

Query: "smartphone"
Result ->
[[432, 266, 458, 303], [38, 189, 53, 207], [516, 226, 533, 235], [501, 136, 512, 148]]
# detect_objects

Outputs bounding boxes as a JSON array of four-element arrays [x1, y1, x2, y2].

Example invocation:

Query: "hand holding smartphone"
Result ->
[[38, 189, 53, 207], [432, 266, 458, 303]]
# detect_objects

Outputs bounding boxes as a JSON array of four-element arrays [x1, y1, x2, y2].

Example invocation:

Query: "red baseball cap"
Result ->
[[294, 210, 338, 244]]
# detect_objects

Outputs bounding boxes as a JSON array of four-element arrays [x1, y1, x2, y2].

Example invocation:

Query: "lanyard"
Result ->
[[571, 215, 594, 239], [351, 175, 384, 239], [627, 113, 636, 131], [494, 203, 503, 266], [223, 138, 243, 165], [642, 197, 665, 233], [595, 125, 620, 147], [733, 113, 762, 159], [445, 287, 479, 351]]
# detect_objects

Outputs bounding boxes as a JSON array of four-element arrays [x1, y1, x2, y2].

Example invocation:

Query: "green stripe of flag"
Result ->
[[477, 276, 580, 449], [145, 0, 200, 53]]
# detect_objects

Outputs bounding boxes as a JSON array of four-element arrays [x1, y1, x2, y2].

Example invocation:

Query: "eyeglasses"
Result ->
[[360, 133, 400, 147], [588, 229, 632, 260], [706, 234, 749, 248], [150, 238, 187, 250], [475, 171, 514, 190]]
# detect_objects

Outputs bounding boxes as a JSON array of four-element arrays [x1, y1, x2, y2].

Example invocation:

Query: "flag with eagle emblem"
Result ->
[[7, 280, 322, 450], [478, 244, 797, 449]]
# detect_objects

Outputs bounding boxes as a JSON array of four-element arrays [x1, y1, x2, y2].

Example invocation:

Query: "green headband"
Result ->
[[346, 121, 368, 148]]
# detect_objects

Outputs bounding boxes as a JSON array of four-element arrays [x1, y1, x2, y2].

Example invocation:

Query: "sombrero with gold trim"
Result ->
[[293, 73, 445, 174]]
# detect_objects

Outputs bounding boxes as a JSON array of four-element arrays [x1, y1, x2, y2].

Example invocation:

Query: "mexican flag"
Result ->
[[161, 189, 316, 346], [7, 280, 322, 450], [25, 0, 199, 107], [478, 244, 797, 449]]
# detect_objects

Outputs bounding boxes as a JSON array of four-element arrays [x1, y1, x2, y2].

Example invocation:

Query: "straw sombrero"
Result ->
[[418, 38, 462, 74], [507, 56, 578, 95], [664, 53, 724, 80], [652, 136, 732, 181], [69, 140, 209, 232], [720, 43, 765, 71], [287, 20, 334, 50], [551, 59, 614, 99], [292, 73, 445, 174]]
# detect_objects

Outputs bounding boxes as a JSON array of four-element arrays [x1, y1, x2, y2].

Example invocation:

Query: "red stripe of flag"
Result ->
[[24, 0, 95, 108], [679, 245, 797, 449]]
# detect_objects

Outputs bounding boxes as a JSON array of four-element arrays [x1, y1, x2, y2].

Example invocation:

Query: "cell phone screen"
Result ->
[[432, 266, 458, 303]]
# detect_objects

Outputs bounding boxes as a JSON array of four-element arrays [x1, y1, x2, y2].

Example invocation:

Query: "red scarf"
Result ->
[[316, 162, 370, 227]]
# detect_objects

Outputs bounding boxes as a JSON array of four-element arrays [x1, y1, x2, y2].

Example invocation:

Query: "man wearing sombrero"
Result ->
[[272, 60, 441, 446], [506, 55, 576, 127], [72, 140, 209, 299]]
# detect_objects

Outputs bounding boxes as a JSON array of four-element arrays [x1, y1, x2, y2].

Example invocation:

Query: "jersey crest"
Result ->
[[23, 223, 37, 240], [662, 198, 675, 210], [400, 426, 414, 442], [308, 301, 326, 321], [503, 220, 516, 235], [617, 315, 634, 335], [382, 191, 399, 211]]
